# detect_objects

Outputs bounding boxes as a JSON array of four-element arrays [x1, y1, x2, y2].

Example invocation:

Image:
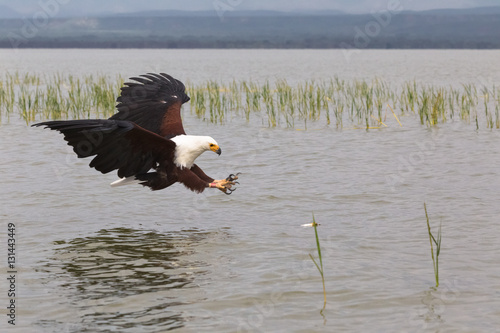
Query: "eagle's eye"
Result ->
[[209, 143, 215, 147]]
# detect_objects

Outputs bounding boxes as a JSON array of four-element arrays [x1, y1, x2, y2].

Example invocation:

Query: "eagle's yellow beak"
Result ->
[[210, 144, 221, 155]]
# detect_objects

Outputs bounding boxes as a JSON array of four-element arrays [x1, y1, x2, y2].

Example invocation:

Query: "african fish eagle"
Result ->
[[32, 73, 239, 194]]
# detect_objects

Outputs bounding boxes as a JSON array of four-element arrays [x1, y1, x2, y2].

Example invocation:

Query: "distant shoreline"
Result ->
[[1, 46, 500, 49], [1, 41, 499, 49]]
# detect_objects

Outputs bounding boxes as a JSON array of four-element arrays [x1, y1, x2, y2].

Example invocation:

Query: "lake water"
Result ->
[[1, 49, 500, 332]]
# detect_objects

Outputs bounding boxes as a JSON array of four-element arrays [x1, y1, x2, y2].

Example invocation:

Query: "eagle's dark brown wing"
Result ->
[[109, 73, 190, 138], [33, 119, 176, 178]]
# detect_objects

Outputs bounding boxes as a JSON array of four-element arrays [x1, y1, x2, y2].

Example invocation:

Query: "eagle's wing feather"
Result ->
[[109, 73, 190, 138], [177, 167, 211, 193], [190, 164, 215, 183], [33, 119, 176, 179]]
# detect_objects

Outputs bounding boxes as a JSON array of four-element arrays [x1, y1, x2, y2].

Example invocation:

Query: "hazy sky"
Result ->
[[1, 0, 499, 16]]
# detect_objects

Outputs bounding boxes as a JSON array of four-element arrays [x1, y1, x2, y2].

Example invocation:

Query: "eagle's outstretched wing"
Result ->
[[33, 119, 176, 179], [109, 73, 190, 138]]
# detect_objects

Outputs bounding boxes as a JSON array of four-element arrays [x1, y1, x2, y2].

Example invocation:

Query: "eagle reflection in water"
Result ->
[[45, 227, 214, 331]]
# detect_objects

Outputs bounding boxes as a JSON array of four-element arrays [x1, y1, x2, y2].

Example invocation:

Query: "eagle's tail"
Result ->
[[110, 177, 140, 187], [111, 172, 176, 191]]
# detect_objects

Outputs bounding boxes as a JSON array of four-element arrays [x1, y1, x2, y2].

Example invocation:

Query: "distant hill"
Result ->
[[0, 5, 21, 19], [1, 7, 500, 49], [410, 6, 500, 15], [113, 10, 346, 17]]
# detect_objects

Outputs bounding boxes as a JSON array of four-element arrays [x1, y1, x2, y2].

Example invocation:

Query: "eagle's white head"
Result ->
[[170, 135, 221, 169]]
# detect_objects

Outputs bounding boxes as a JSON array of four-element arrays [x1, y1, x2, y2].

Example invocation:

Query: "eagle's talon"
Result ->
[[224, 188, 236, 195], [225, 172, 241, 182], [213, 173, 240, 194]]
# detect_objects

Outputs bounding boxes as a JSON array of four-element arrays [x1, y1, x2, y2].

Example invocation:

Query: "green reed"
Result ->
[[308, 214, 327, 312], [496, 91, 500, 129], [0, 72, 121, 124], [1, 72, 500, 130], [424, 203, 441, 288]]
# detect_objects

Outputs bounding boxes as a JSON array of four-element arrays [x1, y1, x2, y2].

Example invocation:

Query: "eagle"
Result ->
[[32, 73, 239, 194]]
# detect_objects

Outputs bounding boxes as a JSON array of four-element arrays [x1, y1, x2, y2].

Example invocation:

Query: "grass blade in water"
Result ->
[[307, 214, 326, 312]]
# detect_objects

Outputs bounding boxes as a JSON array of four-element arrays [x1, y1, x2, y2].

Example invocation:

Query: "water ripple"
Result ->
[[41, 227, 212, 332]]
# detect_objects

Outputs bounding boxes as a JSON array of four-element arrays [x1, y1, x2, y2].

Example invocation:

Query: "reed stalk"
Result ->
[[424, 203, 441, 288], [308, 214, 326, 312]]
